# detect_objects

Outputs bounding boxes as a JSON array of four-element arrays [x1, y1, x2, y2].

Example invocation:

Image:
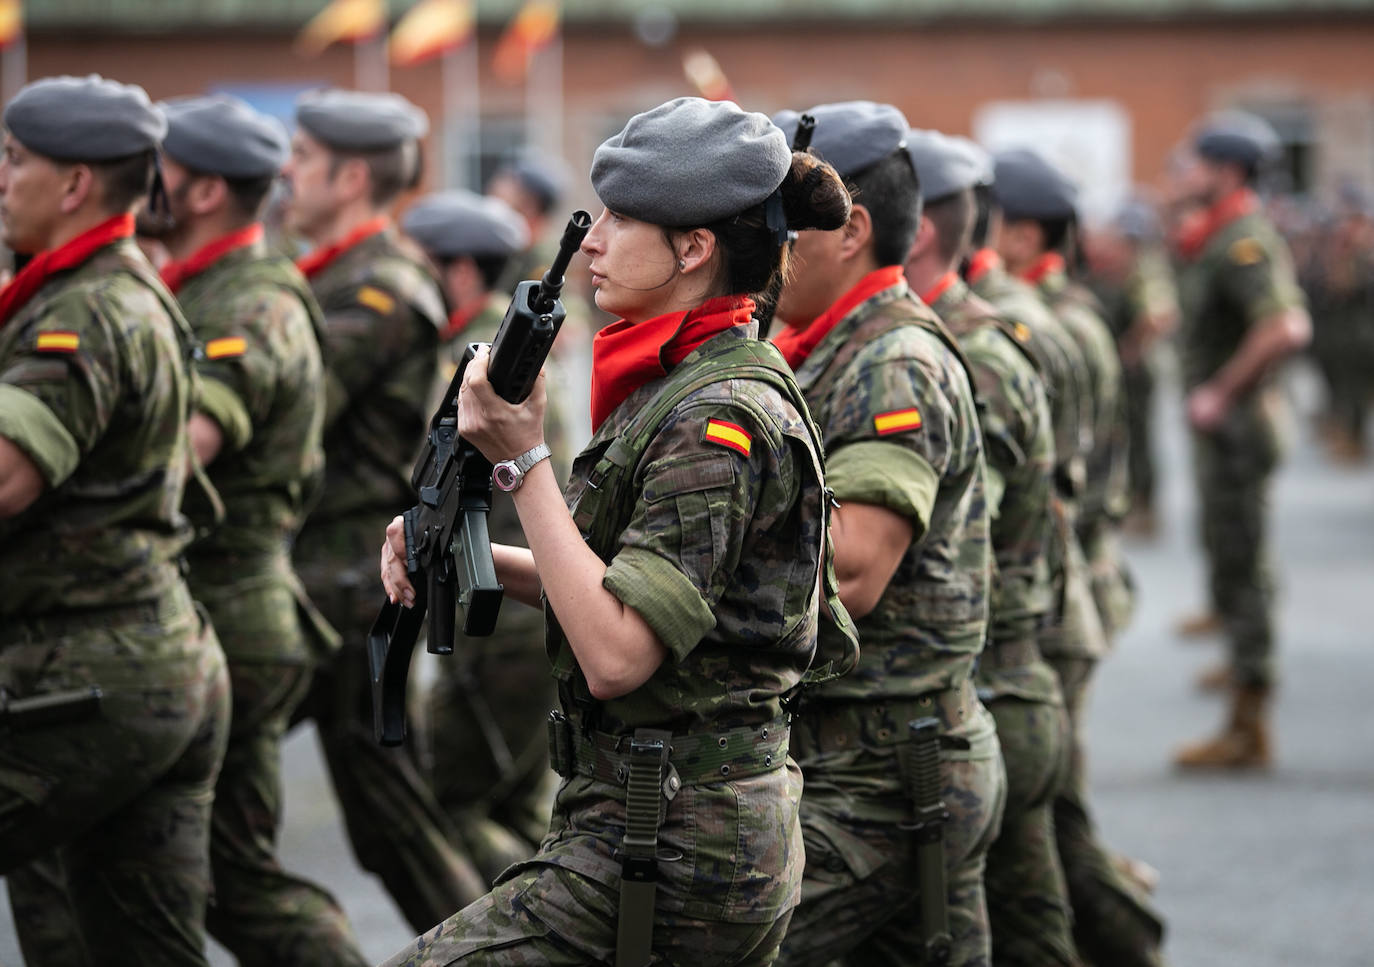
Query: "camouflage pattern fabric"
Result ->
[[0, 239, 231, 965], [1175, 210, 1305, 688], [177, 238, 368, 965], [1031, 267, 1135, 642], [385, 323, 826, 962], [1308, 243, 1374, 448], [775, 281, 1004, 967], [422, 296, 574, 882], [290, 226, 487, 932], [932, 279, 1079, 965]]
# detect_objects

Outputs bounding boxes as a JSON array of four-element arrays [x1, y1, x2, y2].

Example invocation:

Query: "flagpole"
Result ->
[[442, 40, 480, 189], [525, 29, 561, 158], [356, 31, 389, 91]]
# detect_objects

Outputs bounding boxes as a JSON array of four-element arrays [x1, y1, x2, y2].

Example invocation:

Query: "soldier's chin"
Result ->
[[135, 209, 175, 239]]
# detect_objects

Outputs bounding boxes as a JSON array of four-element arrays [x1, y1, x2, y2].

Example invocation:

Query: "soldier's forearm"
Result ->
[[1209, 307, 1312, 402]]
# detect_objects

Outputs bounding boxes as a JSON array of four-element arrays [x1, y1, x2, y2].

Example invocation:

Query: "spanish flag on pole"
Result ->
[[0, 0, 22, 51], [390, 0, 475, 67], [295, 0, 387, 57], [492, 0, 560, 84]]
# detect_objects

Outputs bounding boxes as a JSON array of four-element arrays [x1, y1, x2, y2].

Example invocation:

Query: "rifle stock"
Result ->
[[367, 209, 591, 746]]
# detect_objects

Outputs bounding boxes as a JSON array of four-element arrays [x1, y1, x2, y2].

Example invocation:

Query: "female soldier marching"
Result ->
[[380, 96, 852, 966]]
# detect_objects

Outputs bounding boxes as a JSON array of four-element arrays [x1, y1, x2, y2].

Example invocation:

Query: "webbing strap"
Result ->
[[616, 728, 671, 967]]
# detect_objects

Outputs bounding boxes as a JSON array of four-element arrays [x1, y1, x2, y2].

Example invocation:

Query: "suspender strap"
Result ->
[[616, 728, 671, 967]]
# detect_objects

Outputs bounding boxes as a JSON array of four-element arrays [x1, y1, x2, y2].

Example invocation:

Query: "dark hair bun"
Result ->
[[781, 151, 851, 232]]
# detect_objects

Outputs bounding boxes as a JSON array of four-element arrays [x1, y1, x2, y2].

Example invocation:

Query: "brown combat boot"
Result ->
[[1175, 610, 1224, 638], [1195, 662, 1232, 693], [1174, 684, 1273, 770]]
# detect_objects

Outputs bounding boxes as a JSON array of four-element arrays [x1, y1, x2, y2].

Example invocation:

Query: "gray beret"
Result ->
[[493, 156, 568, 212], [1113, 198, 1161, 242], [295, 89, 428, 152], [402, 190, 530, 259], [905, 129, 992, 204], [773, 101, 908, 179], [1193, 110, 1280, 168], [3, 74, 166, 162], [992, 148, 1079, 221], [161, 95, 288, 179], [591, 96, 790, 227]]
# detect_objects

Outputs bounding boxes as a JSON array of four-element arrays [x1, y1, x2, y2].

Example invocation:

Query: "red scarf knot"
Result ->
[[772, 264, 906, 370], [295, 216, 389, 279], [160, 223, 264, 294], [1174, 188, 1261, 261]]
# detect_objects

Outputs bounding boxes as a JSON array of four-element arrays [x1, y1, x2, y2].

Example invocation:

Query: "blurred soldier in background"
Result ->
[[281, 88, 488, 930], [0, 75, 230, 966], [400, 189, 573, 884], [906, 129, 1079, 967], [1169, 111, 1311, 770], [994, 148, 1166, 967], [485, 156, 569, 292], [1084, 198, 1181, 537], [150, 94, 370, 966]]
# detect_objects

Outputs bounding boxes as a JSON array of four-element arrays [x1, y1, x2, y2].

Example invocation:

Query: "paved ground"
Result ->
[[3, 361, 1372, 965]]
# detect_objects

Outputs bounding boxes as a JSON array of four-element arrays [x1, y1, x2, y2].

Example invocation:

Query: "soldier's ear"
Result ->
[[59, 163, 96, 216], [838, 203, 873, 261]]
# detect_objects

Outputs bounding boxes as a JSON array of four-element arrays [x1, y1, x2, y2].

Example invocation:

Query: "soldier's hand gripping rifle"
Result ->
[[368, 210, 592, 747]]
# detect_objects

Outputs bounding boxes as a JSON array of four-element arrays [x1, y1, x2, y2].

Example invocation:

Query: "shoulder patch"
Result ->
[[703, 418, 752, 457], [34, 330, 80, 353], [356, 285, 396, 316], [1011, 321, 1032, 344], [204, 336, 247, 360], [1228, 237, 1265, 266], [874, 407, 923, 436]]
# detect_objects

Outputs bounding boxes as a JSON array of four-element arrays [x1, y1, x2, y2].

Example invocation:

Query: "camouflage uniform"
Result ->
[[1029, 262, 1165, 967], [383, 323, 828, 966], [292, 226, 488, 930], [1175, 209, 1305, 689], [776, 280, 1004, 967], [421, 297, 575, 884], [1089, 247, 1180, 515], [931, 277, 1078, 967], [1308, 240, 1373, 454], [0, 236, 231, 966], [176, 234, 369, 966]]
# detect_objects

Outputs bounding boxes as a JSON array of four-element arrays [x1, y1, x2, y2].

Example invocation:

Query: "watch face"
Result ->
[[493, 463, 520, 492]]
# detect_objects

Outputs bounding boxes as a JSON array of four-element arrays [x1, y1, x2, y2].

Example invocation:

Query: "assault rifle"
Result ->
[[368, 210, 592, 746]]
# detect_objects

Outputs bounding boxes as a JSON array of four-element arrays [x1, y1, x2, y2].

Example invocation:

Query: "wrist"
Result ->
[[493, 442, 551, 492]]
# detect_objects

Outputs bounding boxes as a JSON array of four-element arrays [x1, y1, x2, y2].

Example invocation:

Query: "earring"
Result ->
[[678, 259, 686, 269]]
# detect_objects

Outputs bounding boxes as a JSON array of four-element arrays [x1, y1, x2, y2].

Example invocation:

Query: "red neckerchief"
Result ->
[[772, 264, 906, 370], [589, 294, 755, 432], [160, 223, 264, 295], [0, 214, 136, 328], [919, 271, 959, 307], [440, 297, 489, 343], [295, 216, 389, 279], [964, 248, 1001, 286], [1174, 188, 1261, 261], [1019, 252, 1066, 287]]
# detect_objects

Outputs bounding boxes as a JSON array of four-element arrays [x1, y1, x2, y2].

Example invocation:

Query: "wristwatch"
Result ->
[[492, 443, 551, 492]]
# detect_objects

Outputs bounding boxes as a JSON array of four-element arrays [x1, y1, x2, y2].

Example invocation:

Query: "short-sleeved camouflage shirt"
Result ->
[[301, 228, 444, 524], [793, 279, 990, 702], [1176, 210, 1306, 392], [933, 279, 1055, 645], [0, 239, 194, 616]]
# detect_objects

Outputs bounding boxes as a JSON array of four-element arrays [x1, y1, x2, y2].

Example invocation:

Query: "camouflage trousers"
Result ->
[[1079, 521, 1136, 646], [420, 619, 558, 885], [1123, 360, 1157, 510], [207, 659, 369, 966], [982, 695, 1079, 967], [1192, 423, 1278, 688], [1, 586, 231, 967], [1048, 656, 1166, 967], [777, 693, 1006, 967], [294, 514, 488, 933]]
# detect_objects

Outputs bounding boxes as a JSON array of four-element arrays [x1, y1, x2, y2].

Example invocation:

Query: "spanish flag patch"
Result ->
[[703, 418, 752, 457], [205, 336, 247, 360], [35, 331, 80, 353], [874, 407, 923, 436], [357, 285, 396, 316]]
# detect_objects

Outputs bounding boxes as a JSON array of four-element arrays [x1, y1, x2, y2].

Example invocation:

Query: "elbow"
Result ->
[[837, 574, 884, 622], [1284, 311, 1313, 353], [584, 664, 641, 702]]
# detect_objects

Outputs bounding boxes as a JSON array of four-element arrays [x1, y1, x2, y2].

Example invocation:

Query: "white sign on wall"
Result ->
[[973, 99, 1132, 225]]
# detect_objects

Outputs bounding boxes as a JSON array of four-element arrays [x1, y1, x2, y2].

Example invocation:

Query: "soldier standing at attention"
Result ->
[[147, 94, 370, 966], [769, 101, 1004, 967], [0, 75, 230, 965], [380, 95, 852, 966], [401, 189, 572, 882], [282, 88, 486, 930], [1169, 111, 1311, 769], [905, 129, 1078, 967], [485, 156, 568, 292]]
